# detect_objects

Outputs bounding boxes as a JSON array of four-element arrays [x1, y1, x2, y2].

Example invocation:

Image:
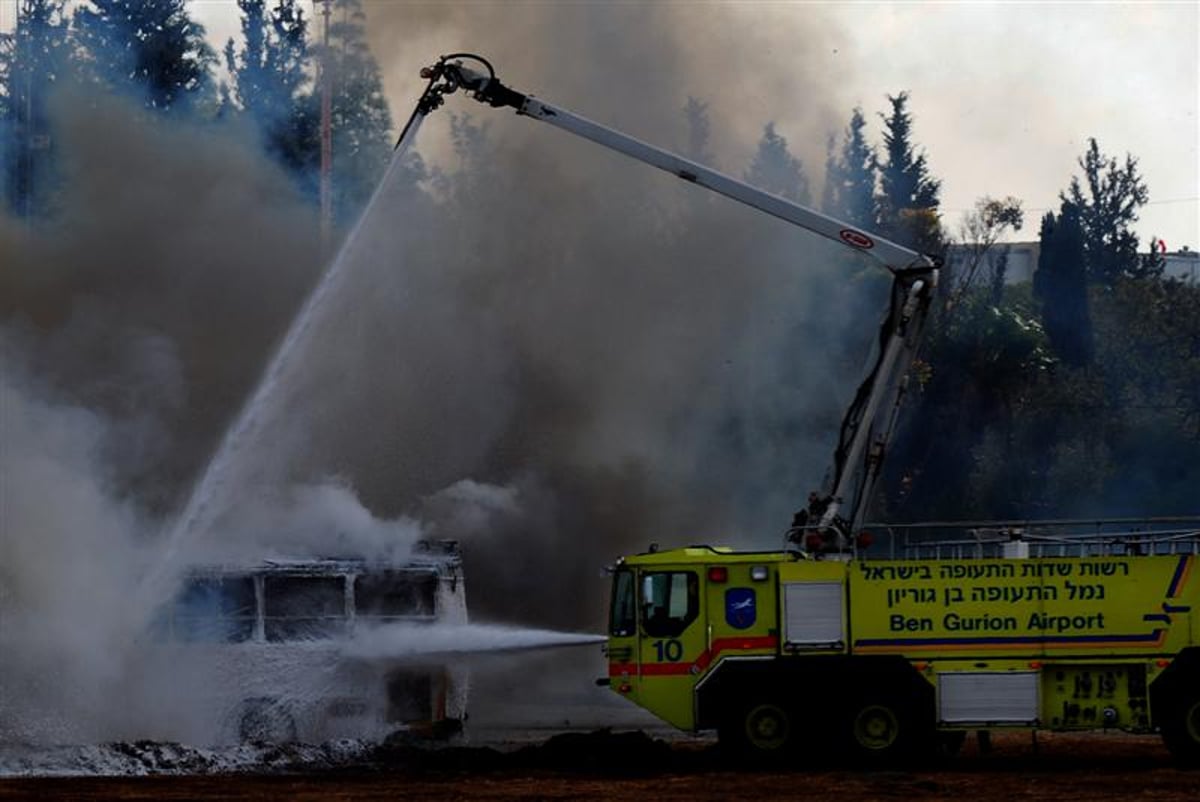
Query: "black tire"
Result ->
[[719, 698, 796, 763], [1160, 691, 1200, 766], [238, 697, 298, 744], [842, 695, 930, 765]]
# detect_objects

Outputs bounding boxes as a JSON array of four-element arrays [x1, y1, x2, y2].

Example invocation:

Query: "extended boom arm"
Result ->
[[403, 54, 940, 553]]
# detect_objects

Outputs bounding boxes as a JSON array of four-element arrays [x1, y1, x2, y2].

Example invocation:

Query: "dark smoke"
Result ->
[[0, 84, 325, 513], [2, 4, 882, 664], [0, 84, 331, 742], [219, 5, 886, 629]]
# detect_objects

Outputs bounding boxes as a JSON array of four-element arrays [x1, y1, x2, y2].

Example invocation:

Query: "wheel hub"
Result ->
[[745, 704, 790, 750], [854, 704, 899, 750]]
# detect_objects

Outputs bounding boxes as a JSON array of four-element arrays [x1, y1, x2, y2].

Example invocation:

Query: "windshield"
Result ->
[[609, 570, 636, 637]]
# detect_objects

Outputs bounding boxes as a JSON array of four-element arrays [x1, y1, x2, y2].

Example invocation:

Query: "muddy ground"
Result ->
[[2, 730, 1195, 801], [3, 655, 1195, 799]]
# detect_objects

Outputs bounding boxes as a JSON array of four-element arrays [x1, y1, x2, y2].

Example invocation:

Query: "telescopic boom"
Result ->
[[401, 54, 941, 552]]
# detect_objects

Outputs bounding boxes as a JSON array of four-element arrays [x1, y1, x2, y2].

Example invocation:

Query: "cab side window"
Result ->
[[640, 571, 698, 637]]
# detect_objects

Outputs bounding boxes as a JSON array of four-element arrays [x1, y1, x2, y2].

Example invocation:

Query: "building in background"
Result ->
[[946, 242, 1199, 286]]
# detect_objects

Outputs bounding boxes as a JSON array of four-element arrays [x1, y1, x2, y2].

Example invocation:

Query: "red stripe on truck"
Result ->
[[608, 635, 778, 678]]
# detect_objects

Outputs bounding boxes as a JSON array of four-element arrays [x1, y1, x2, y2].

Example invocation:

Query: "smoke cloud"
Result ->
[[264, 3, 884, 628], [0, 88, 413, 743], [0, 359, 148, 743], [1, 5, 887, 743]]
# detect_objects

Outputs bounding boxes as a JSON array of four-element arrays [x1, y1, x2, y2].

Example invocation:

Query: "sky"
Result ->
[[183, 0, 1200, 253]]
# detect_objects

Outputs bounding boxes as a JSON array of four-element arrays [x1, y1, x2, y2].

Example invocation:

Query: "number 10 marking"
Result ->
[[652, 639, 683, 662]]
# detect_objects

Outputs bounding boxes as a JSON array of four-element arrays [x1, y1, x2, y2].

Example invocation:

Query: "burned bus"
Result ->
[[148, 540, 467, 744]]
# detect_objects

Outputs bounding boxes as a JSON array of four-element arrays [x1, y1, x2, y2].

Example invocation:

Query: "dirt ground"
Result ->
[[2, 730, 1196, 801]]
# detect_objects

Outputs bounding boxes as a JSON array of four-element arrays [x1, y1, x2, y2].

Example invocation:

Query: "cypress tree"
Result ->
[[1034, 202, 1093, 366], [823, 107, 876, 229], [745, 121, 810, 205]]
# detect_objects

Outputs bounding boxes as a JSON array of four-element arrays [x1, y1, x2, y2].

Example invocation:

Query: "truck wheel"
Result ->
[[1160, 691, 1200, 765], [719, 699, 795, 761], [843, 695, 927, 764]]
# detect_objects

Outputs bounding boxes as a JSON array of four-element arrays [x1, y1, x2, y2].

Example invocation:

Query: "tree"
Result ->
[[436, 112, 493, 205], [681, 96, 714, 166], [73, 0, 216, 115], [822, 107, 876, 229], [1139, 235, 1167, 279], [0, 0, 73, 218], [882, 286, 1054, 520], [1063, 138, 1150, 286], [745, 121, 810, 205], [951, 196, 1024, 305], [224, 0, 316, 179], [1034, 201, 1093, 366], [224, 1, 272, 120], [876, 92, 942, 253], [314, 0, 393, 224]]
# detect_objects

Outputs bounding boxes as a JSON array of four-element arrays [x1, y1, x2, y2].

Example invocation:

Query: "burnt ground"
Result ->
[[1, 730, 1196, 801]]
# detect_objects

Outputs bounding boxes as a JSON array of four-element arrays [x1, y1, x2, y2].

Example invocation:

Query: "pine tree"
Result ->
[[745, 121, 810, 205], [315, 0, 393, 223], [1063, 138, 1151, 286], [225, 0, 316, 178], [876, 92, 942, 253], [822, 107, 876, 229], [0, 0, 73, 217], [73, 0, 215, 115], [1034, 202, 1093, 366], [225, 1, 271, 121]]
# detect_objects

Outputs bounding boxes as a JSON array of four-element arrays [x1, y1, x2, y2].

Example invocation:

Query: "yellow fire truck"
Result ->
[[605, 529, 1199, 763], [402, 54, 1200, 764]]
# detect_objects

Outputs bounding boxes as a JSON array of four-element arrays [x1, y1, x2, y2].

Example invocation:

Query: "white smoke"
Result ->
[[0, 361, 153, 743], [0, 345, 429, 744], [197, 480, 425, 565], [422, 479, 522, 537], [0, 90, 431, 745]]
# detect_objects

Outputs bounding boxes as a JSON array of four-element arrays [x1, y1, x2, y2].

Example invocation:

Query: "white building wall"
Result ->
[[1163, 251, 1200, 282], [946, 243, 1199, 285]]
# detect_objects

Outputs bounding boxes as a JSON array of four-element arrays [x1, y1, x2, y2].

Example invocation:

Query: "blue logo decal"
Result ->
[[725, 588, 756, 630]]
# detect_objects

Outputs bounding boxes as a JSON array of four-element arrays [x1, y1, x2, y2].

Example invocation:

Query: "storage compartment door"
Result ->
[[781, 581, 844, 649], [938, 671, 1040, 725]]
